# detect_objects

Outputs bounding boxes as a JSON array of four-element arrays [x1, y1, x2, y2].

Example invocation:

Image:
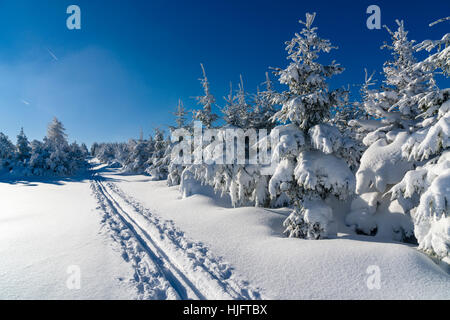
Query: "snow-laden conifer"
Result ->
[[268, 13, 354, 239], [389, 19, 450, 261], [193, 64, 219, 129]]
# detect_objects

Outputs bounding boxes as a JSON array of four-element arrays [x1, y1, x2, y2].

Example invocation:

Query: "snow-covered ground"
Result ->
[[0, 164, 449, 299], [0, 172, 136, 299]]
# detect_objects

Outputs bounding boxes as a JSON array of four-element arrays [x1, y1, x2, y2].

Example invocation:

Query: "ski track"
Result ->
[[90, 174, 264, 300]]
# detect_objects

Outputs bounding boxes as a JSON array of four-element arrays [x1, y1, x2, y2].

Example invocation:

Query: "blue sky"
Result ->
[[0, 0, 448, 146]]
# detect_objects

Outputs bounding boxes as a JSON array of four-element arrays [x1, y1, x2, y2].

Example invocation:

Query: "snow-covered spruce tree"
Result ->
[[233, 75, 252, 128], [113, 142, 132, 166], [361, 20, 434, 131], [251, 72, 277, 130], [224, 75, 276, 207], [177, 67, 227, 195], [0, 132, 16, 172], [346, 20, 437, 242], [91, 142, 100, 157], [47, 117, 68, 147], [182, 74, 273, 207], [29, 140, 48, 175], [67, 141, 88, 172], [146, 128, 170, 180], [230, 72, 278, 207], [167, 99, 191, 186], [93, 143, 114, 163], [177, 116, 250, 206], [16, 128, 31, 163], [222, 82, 241, 128], [178, 65, 223, 192], [9, 128, 33, 175], [171, 99, 189, 131], [193, 64, 219, 129], [91, 142, 129, 166], [44, 117, 73, 176], [390, 19, 449, 262], [353, 21, 435, 148], [179, 126, 250, 205], [333, 70, 372, 135], [328, 71, 373, 172], [80, 143, 89, 157], [123, 136, 152, 174], [268, 13, 354, 239]]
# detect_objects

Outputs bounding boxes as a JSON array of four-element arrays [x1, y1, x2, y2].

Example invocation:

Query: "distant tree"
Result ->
[[91, 142, 100, 156], [172, 99, 189, 130], [29, 140, 48, 175], [0, 133, 16, 170], [47, 117, 68, 147], [251, 72, 277, 130], [80, 143, 89, 157], [16, 128, 31, 163], [222, 82, 240, 127]]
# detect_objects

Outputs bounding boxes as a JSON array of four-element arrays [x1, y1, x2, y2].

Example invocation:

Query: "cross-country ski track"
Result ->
[[90, 173, 264, 300]]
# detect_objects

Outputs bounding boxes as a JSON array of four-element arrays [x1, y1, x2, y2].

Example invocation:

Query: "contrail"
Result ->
[[46, 47, 59, 61], [21, 99, 30, 105]]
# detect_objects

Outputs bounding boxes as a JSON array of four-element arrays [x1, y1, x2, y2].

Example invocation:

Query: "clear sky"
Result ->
[[0, 0, 448, 146]]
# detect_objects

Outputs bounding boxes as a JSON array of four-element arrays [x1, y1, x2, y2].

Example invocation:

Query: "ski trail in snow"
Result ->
[[90, 175, 264, 300], [91, 179, 183, 300]]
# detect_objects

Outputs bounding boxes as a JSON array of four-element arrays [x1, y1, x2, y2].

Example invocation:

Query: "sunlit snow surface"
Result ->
[[0, 164, 448, 299]]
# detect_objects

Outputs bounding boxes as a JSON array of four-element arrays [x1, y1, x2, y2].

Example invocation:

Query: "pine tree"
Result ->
[[235, 75, 252, 128]]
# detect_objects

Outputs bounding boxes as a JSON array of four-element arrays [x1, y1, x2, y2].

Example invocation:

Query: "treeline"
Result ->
[[91, 127, 170, 180], [0, 118, 89, 176]]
